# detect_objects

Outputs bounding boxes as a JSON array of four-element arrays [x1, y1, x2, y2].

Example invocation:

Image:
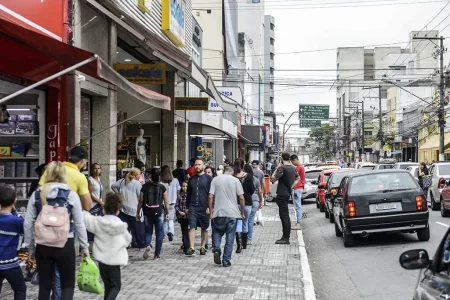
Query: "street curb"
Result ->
[[297, 230, 316, 300]]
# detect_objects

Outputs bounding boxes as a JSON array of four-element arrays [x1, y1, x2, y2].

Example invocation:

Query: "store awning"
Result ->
[[0, 17, 171, 110], [419, 132, 450, 151], [239, 134, 253, 144]]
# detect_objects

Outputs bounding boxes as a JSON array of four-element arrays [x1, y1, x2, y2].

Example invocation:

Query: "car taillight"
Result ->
[[439, 177, 445, 189], [330, 188, 337, 194], [344, 201, 356, 217], [416, 195, 426, 211]]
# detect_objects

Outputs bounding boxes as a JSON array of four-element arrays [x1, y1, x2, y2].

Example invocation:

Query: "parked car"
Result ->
[[302, 168, 325, 200], [405, 166, 419, 181], [374, 164, 394, 170], [393, 162, 417, 170], [333, 170, 429, 247], [316, 168, 341, 212], [353, 162, 376, 170], [321, 169, 367, 222], [438, 179, 450, 217], [399, 229, 450, 300], [428, 162, 450, 211]]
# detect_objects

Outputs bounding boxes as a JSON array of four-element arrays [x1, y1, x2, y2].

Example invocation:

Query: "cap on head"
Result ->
[[69, 146, 88, 163], [252, 160, 259, 166]]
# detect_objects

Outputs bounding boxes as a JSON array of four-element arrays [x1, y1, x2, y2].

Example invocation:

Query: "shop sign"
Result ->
[[162, 0, 186, 47], [47, 124, 58, 162], [175, 97, 209, 110], [247, 143, 263, 151], [210, 87, 243, 111], [0, 2, 65, 41], [138, 0, 152, 13], [192, 24, 202, 48], [114, 64, 166, 84]]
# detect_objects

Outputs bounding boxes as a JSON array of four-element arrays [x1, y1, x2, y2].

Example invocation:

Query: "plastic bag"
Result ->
[[77, 257, 104, 295], [256, 210, 264, 227]]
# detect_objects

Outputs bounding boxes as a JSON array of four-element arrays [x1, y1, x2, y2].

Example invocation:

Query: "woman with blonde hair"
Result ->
[[24, 161, 89, 299], [160, 165, 180, 241], [111, 168, 145, 248]]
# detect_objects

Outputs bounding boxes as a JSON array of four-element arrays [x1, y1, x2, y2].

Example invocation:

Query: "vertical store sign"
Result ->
[[161, 0, 186, 47]]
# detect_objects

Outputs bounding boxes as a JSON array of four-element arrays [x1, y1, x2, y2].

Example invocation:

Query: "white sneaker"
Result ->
[[143, 246, 151, 260], [292, 223, 302, 230]]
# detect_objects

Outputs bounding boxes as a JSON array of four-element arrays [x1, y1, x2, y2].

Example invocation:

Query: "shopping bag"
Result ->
[[422, 175, 432, 189], [77, 257, 104, 295], [256, 210, 264, 227]]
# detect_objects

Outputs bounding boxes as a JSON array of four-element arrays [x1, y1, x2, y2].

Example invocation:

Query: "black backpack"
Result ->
[[144, 182, 163, 217]]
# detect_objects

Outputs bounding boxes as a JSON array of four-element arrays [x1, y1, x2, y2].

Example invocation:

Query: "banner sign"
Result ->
[[113, 64, 166, 84], [175, 97, 209, 110], [161, 0, 186, 47]]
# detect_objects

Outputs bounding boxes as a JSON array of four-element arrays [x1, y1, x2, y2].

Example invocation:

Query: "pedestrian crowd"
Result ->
[[0, 146, 306, 300]]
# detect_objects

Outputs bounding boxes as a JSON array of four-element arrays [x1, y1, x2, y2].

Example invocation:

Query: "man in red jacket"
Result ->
[[290, 155, 306, 230]]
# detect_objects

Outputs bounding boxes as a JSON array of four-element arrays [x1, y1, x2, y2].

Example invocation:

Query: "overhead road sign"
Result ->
[[299, 104, 329, 120], [299, 119, 322, 128]]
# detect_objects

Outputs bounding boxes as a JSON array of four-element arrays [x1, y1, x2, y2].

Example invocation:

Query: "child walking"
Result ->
[[175, 181, 189, 253], [0, 186, 26, 300], [83, 192, 132, 300]]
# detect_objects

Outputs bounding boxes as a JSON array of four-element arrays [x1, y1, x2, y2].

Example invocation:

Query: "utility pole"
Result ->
[[282, 111, 297, 152], [413, 35, 446, 161], [379, 85, 383, 150]]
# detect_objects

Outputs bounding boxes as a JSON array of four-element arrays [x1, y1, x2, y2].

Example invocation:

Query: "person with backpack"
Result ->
[[233, 159, 256, 252], [82, 192, 132, 300], [136, 168, 170, 260], [111, 168, 145, 249], [0, 186, 26, 300], [24, 161, 90, 299]]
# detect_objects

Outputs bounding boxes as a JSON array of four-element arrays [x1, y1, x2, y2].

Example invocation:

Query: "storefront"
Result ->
[[240, 125, 263, 162]]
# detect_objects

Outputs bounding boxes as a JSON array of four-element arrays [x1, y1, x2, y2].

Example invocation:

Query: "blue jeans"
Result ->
[[212, 217, 237, 264], [144, 215, 164, 257], [236, 205, 252, 233], [292, 189, 303, 224], [247, 201, 260, 241], [52, 266, 61, 300]]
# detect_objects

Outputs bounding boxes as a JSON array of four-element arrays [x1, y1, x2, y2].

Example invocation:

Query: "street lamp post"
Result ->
[[282, 111, 298, 152]]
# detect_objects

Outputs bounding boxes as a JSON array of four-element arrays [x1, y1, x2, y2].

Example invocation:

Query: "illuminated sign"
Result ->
[[113, 64, 166, 84], [161, 0, 185, 47]]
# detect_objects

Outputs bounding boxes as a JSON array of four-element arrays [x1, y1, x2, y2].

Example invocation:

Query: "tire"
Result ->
[[343, 228, 356, 247], [320, 203, 325, 213], [335, 221, 342, 237], [324, 208, 330, 218], [442, 200, 450, 217], [431, 192, 440, 211], [417, 224, 430, 242], [329, 211, 335, 223]]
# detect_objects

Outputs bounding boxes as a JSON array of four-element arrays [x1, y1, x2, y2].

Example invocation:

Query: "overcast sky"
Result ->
[[265, 1, 450, 140]]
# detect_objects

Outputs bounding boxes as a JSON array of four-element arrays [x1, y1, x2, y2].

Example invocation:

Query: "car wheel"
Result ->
[[334, 221, 342, 237], [343, 227, 356, 247], [324, 208, 329, 218], [329, 211, 335, 223], [442, 200, 450, 217], [431, 192, 439, 211], [417, 224, 430, 242], [319, 203, 325, 213]]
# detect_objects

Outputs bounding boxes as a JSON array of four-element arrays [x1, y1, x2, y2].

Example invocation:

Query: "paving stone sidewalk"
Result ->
[[3, 203, 304, 300]]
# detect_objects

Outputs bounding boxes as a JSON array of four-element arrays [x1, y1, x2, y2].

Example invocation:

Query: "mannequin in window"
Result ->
[[136, 128, 146, 166]]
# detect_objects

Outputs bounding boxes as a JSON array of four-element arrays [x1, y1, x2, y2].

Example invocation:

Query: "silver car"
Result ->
[[405, 166, 419, 181], [428, 162, 450, 210]]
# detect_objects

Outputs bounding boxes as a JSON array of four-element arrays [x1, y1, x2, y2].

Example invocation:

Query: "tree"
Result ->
[[308, 124, 335, 160]]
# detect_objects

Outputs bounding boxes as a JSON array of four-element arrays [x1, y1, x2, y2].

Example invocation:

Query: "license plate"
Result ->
[[375, 203, 397, 211]]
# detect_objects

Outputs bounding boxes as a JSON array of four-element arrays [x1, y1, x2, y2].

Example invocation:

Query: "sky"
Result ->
[[263, 0, 450, 142]]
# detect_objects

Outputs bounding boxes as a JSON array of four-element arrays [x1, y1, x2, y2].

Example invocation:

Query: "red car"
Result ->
[[316, 169, 341, 212]]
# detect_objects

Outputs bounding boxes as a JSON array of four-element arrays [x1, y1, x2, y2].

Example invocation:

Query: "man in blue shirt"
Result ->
[[185, 159, 212, 256]]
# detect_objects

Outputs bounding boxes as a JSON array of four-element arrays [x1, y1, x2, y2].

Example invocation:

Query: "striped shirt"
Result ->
[[0, 212, 23, 270]]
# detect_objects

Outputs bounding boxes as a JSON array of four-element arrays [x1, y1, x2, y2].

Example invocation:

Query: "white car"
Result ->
[[268, 168, 322, 202], [405, 166, 419, 181], [428, 162, 450, 210]]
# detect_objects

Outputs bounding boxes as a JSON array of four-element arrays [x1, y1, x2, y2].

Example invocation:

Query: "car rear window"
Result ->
[[378, 165, 393, 169], [398, 164, 415, 169], [361, 165, 375, 170], [438, 165, 450, 176], [324, 174, 331, 183], [330, 172, 352, 185], [306, 171, 321, 180], [348, 172, 417, 194]]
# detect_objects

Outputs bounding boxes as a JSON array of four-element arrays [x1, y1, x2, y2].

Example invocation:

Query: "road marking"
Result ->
[[298, 230, 316, 300], [436, 221, 450, 228]]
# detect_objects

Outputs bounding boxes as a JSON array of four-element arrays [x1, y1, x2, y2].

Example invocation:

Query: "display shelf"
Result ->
[[0, 157, 39, 160], [0, 135, 39, 138], [0, 177, 38, 180]]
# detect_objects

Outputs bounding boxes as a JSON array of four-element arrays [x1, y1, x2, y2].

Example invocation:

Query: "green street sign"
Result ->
[[299, 104, 330, 120], [299, 119, 322, 128]]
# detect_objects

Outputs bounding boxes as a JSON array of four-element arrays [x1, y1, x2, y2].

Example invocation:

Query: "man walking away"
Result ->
[[290, 155, 306, 230], [208, 166, 245, 267], [173, 160, 187, 184], [185, 159, 212, 256], [271, 153, 299, 245], [252, 160, 265, 191]]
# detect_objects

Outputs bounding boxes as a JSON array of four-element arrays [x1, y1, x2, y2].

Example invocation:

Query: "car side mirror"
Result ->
[[399, 249, 430, 270], [318, 183, 326, 190]]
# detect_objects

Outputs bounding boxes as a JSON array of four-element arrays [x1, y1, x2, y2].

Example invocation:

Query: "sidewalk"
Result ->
[[3, 203, 305, 300]]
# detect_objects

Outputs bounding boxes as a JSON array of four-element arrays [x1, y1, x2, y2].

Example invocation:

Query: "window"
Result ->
[[348, 172, 417, 194], [270, 67, 274, 75], [270, 53, 274, 60], [270, 23, 275, 30], [270, 97, 273, 104], [270, 82, 274, 90], [270, 38, 274, 45]]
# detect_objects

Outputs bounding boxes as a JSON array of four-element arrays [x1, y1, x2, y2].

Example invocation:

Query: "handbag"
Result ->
[[422, 175, 432, 188], [256, 210, 264, 227]]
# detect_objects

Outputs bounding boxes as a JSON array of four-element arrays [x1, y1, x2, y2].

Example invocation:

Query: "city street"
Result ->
[[302, 199, 448, 300]]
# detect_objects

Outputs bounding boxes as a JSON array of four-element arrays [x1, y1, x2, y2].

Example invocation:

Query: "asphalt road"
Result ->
[[301, 199, 450, 300]]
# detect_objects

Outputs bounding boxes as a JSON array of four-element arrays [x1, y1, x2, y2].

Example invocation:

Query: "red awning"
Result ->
[[0, 17, 171, 110]]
